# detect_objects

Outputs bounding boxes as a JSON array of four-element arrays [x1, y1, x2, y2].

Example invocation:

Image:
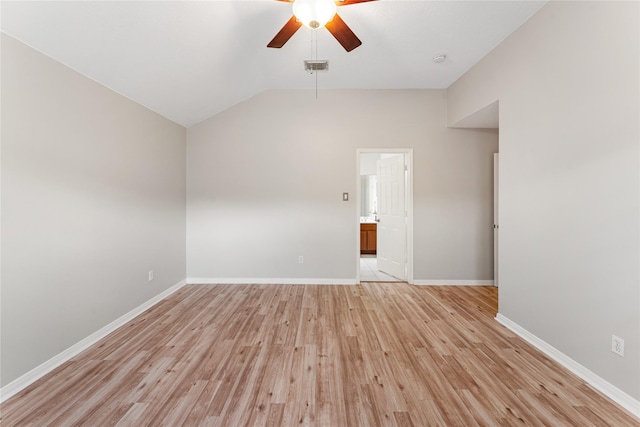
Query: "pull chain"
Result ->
[[308, 30, 319, 99]]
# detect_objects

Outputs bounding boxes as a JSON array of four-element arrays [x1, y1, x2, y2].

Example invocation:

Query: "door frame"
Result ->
[[356, 148, 414, 284], [493, 152, 499, 287]]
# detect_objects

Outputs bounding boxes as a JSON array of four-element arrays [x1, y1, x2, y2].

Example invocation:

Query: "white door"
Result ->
[[493, 153, 499, 287], [376, 154, 407, 280]]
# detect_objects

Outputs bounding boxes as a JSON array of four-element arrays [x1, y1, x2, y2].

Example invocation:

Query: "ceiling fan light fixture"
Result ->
[[293, 0, 337, 29]]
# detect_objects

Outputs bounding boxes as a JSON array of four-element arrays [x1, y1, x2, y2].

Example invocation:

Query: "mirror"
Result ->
[[360, 174, 378, 220]]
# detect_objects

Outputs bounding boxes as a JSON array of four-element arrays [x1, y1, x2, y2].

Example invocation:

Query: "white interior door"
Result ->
[[376, 154, 407, 280], [493, 153, 499, 287]]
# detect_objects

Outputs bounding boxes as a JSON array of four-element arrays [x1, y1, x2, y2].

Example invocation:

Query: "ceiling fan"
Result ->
[[267, 0, 375, 52]]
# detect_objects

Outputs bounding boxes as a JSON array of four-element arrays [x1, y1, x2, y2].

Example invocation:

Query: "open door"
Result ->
[[376, 154, 407, 280]]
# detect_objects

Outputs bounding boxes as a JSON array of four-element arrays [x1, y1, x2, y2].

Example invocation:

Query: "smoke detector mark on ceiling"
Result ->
[[432, 54, 447, 64]]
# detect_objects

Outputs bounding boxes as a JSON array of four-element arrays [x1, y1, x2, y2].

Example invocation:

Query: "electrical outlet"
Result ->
[[612, 335, 624, 357], [148, 270, 154, 281], [298, 256, 304, 264]]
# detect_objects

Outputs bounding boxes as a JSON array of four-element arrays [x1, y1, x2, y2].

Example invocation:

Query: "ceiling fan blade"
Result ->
[[325, 14, 362, 52], [336, 0, 376, 6], [267, 16, 303, 48]]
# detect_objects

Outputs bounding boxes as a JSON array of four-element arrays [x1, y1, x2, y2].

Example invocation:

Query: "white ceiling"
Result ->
[[1, 1, 546, 127]]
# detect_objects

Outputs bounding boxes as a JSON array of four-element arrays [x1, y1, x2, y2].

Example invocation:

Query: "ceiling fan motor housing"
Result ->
[[292, 0, 337, 29]]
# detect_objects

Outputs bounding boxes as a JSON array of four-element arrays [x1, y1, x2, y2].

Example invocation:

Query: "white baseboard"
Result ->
[[495, 313, 640, 418], [187, 278, 357, 285], [413, 279, 494, 286], [0, 279, 187, 403]]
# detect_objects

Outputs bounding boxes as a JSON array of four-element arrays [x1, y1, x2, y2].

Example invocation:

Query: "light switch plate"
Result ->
[[343, 192, 349, 201]]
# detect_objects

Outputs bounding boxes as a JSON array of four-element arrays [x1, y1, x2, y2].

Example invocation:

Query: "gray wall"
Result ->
[[186, 89, 498, 282], [448, 2, 639, 399], [1, 34, 187, 387]]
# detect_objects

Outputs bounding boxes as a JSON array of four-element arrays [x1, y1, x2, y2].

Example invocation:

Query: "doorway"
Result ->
[[356, 149, 413, 283]]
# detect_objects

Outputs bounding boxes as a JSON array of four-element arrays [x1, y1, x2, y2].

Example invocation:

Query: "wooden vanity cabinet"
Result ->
[[360, 223, 377, 255]]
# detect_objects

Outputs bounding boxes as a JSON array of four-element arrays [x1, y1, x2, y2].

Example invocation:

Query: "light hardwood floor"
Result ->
[[1, 283, 638, 426]]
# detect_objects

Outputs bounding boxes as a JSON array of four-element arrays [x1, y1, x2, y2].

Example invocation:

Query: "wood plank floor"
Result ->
[[1, 283, 638, 426]]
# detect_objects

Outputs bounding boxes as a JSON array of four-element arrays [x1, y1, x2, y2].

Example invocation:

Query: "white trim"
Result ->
[[187, 278, 357, 285], [0, 279, 187, 403], [413, 280, 494, 286], [496, 313, 640, 418]]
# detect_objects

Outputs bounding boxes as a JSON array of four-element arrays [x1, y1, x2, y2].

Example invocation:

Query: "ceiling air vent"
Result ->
[[304, 60, 329, 72]]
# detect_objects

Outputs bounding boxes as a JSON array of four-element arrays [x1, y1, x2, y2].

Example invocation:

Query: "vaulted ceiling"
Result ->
[[1, 1, 546, 127]]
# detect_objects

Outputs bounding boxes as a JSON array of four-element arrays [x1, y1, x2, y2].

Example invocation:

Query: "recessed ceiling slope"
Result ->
[[1, 1, 546, 127]]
